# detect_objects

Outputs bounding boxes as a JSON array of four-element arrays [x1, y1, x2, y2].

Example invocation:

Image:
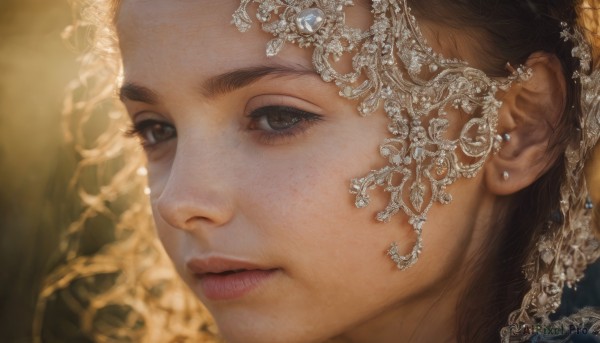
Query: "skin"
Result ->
[[116, 1, 517, 342]]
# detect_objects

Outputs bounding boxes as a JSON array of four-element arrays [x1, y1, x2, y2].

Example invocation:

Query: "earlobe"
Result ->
[[485, 52, 567, 196]]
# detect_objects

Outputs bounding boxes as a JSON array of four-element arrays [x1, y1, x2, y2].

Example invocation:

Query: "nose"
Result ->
[[154, 142, 235, 232]]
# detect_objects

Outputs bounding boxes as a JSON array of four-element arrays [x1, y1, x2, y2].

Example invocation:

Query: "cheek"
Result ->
[[146, 160, 188, 275], [215, 129, 405, 340], [239, 113, 400, 284], [150, 202, 184, 269], [242, 117, 385, 242]]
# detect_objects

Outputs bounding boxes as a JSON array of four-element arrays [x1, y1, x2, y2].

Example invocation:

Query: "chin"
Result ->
[[215, 320, 328, 343]]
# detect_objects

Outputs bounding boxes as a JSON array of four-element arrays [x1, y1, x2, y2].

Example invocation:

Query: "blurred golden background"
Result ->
[[0, 1, 79, 341]]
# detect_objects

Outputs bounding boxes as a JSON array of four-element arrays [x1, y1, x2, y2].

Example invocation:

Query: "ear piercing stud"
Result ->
[[502, 171, 510, 181], [493, 132, 512, 154]]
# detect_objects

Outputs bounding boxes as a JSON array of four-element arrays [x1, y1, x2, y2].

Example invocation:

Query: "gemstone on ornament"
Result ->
[[540, 249, 554, 264], [585, 197, 594, 210], [537, 292, 548, 306], [413, 146, 424, 159], [295, 8, 326, 35], [356, 198, 368, 208], [343, 86, 353, 97]]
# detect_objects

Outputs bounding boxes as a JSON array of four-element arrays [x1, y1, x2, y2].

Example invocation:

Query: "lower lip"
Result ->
[[197, 269, 278, 301]]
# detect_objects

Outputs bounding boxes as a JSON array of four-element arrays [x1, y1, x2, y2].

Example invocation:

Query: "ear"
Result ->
[[485, 52, 567, 195]]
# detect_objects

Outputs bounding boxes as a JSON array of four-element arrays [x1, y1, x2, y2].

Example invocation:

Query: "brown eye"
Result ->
[[249, 106, 322, 132], [247, 105, 324, 145], [127, 120, 177, 147], [250, 106, 304, 131]]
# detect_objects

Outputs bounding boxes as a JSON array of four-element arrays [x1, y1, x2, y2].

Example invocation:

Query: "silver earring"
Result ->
[[493, 132, 511, 154], [502, 171, 510, 181]]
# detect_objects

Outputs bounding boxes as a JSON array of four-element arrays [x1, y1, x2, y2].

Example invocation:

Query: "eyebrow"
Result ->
[[118, 64, 319, 104], [119, 82, 159, 105]]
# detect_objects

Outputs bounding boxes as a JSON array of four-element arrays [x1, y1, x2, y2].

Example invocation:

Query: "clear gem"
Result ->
[[585, 197, 594, 210], [537, 292, 548, 306], [356, 198, 368, 208], [413, 146, 424, 160], [343, 86, 353, 97], [494, 134, 503, 144], [541, 249, 554, 264], [440, 193, 452, 204], [295, 8, 325, 35]]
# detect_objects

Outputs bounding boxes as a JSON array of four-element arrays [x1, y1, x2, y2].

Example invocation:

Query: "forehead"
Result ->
[[115, 1, 385, 81], [115, 0, 485, 92], [116, 1, 317, 83], [117, 0, 240, 47]]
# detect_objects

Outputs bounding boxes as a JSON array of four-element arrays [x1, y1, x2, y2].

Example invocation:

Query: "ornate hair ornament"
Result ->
[[232, 0, 531, 270], [501, 23, 600, 342]]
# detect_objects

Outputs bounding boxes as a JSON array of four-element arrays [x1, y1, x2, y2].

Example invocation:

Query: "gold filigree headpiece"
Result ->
[[233, 0, 531, 270]]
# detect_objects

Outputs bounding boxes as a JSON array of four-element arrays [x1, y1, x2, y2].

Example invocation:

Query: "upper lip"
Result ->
[[186, 256, 274, 276]]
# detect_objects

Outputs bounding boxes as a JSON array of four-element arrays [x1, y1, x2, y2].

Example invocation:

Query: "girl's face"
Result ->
[[117, 1, 492, 342]]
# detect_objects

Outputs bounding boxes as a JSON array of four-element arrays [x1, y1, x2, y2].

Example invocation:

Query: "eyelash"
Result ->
[[125, 106, 323, 148], [125, 119, 177, 150], [247, 105, 323, 144]]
